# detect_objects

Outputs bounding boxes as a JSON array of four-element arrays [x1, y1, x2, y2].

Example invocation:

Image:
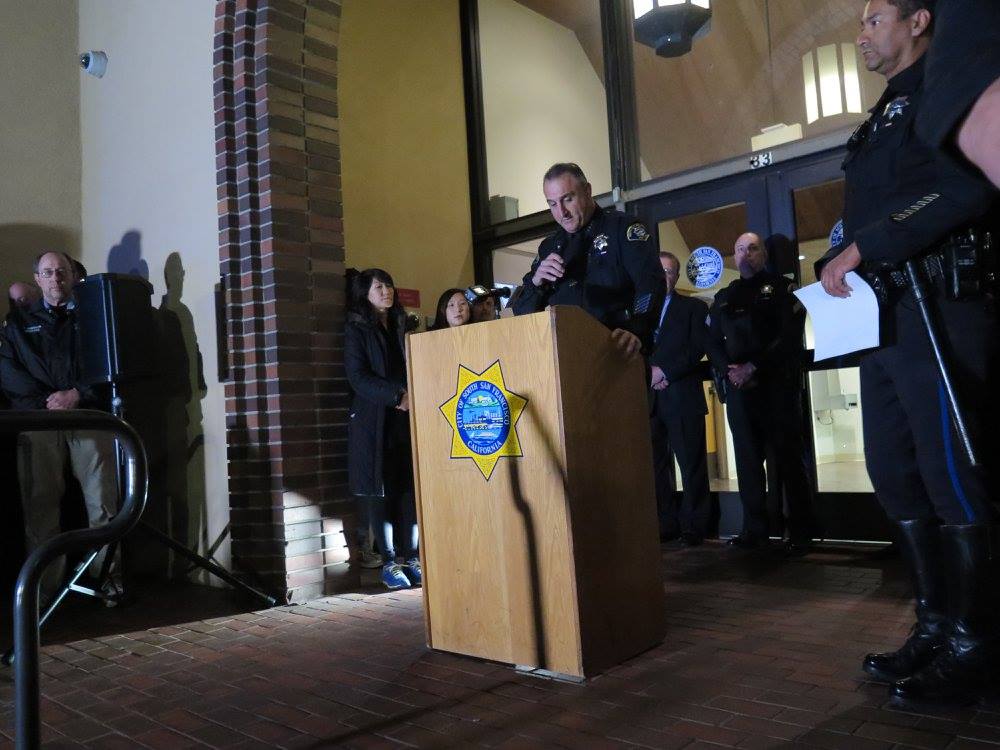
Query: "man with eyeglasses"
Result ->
[[0, 251, 119, 602]]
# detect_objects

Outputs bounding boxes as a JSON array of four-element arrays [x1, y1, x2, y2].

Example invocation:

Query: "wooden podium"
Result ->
[[407, 306, 665, 679]]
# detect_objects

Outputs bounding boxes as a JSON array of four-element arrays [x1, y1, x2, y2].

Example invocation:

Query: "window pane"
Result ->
[[793, 178, 873, 493], [479, 0, 612, 219], [492, 242, 537, 287], [632, 0, 883, 181], [656, 202, 748, 493]]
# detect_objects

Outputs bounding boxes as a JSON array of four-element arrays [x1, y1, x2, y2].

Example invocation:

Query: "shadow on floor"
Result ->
[[0, 577, 257, 649]]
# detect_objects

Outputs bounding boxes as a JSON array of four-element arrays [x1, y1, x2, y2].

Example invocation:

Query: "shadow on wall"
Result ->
[[109, 232, 209, 581], [0, 223, 77, 307], [107, 229, 150, 280]]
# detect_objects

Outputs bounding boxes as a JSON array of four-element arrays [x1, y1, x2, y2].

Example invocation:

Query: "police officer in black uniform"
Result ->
[[917, 0, 1000, 189], [818, 0, 997, 708], [706, 232, 815, 555], [512, 163, 665, 356]]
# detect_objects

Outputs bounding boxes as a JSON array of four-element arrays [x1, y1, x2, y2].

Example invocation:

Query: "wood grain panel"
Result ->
[[552, 307, 666, 674], [408, 308, 667, 678], [408, 313, 584, 676]]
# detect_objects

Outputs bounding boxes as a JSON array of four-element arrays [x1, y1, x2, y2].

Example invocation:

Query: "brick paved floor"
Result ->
[[2, 541, 999, 749]]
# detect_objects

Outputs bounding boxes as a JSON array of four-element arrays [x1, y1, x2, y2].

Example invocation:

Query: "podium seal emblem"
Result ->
[[440, 360, 527, 480]]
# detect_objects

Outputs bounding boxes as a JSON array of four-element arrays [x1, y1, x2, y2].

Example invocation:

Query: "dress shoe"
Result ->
[[725, 533, 769, 550], [784, 540, 812, 557], [680, 532, 703, 547]]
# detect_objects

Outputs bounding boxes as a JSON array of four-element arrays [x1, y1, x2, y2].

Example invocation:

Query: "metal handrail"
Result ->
[[0, 410, 148, 750]]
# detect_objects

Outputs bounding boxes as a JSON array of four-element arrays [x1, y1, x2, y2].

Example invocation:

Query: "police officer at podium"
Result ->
[[512, 163, 665, 357], [817, 0, 997, 708]]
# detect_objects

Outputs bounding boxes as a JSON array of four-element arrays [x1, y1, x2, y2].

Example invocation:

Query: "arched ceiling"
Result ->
[[513, 0, 885, 178]]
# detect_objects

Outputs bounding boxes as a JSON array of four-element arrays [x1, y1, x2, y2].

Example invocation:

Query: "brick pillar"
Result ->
[[214, 0, 350, 603]]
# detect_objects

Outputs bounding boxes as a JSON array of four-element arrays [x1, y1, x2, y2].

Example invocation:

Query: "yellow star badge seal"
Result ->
[[439, 360, 528, 480]]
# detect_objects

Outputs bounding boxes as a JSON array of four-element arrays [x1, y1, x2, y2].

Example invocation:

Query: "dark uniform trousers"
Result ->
[[650, 397, 710, 538], [725, 369, 814, 544], [817, 50, 999, 704], [861, 289, 997, 525]]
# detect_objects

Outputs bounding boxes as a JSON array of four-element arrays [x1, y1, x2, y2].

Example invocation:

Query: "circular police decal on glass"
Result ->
[[440, 361, 527, 480], [686, 246, 724, 289], [456, 381, 510, 455], [829, 219, 845, 251]]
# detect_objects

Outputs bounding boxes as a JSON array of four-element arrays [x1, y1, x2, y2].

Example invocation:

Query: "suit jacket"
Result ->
[[649, 293, 709, 417]]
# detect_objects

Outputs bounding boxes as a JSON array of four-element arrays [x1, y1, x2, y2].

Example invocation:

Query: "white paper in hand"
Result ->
[[794, 271, 880, 361]]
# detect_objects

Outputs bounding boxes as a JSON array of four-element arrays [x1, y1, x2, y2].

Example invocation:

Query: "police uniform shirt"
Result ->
[[918, 0, 1000, 149], [511, 207, 665, 350], [707, 270, 805, 372], [835, 57, 994, 271]]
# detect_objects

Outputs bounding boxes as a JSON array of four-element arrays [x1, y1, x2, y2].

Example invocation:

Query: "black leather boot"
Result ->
[[891, 524, 999, 707], [862, 518, 946, 682]]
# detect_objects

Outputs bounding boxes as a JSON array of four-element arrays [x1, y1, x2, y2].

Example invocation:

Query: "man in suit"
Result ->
[[649, 252, 712, 545]]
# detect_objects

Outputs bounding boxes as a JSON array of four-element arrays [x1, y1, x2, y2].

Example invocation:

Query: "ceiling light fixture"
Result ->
[[633, 0, 712, 58], [803, 43, 863, 124]]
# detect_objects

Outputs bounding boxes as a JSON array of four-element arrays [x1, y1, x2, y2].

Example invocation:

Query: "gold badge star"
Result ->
[[439, 360, 528, 480]]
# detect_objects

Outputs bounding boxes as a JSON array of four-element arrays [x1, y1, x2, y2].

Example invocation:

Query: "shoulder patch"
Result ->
[[626, 223, 650, 242]]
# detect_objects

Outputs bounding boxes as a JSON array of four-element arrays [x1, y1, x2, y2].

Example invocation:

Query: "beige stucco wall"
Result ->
[[0, 1, 82, 297], [479, 0, 613, 217], [78, 0, 229, 577], [340, 0, 474, 319]]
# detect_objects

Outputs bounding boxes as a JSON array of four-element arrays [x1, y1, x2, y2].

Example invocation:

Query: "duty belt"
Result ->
[[866, 226, 994, 303]]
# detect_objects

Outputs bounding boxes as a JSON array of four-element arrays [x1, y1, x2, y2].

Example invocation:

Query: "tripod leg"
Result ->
[[1, 549, 101, 666], [138, 520, 277, 607]]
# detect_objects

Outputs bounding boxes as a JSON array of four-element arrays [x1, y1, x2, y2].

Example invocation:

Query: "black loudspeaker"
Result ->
[[75, 273, 156, 386]]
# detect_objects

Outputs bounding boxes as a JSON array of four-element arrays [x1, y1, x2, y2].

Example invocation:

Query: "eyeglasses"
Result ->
[[37, 268, 70, 279]]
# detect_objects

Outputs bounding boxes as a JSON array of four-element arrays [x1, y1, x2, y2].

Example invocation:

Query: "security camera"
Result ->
[[80, 50, 108, 78]]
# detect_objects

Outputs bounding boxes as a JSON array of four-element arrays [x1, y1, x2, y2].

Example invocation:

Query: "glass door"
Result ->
[[636, 175, 769, 497]]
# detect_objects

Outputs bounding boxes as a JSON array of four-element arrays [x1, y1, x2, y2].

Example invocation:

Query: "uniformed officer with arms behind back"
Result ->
[[706, 233, 816, 556], [512, 163, 665, 357], [818, 0, 998, 708]]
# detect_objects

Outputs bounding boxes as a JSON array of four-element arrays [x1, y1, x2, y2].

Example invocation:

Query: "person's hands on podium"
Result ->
[[531, 254, 565, 287], [651, 365, 668, 391], [611, 328, 641, 358], [46, 388, 80, 410]]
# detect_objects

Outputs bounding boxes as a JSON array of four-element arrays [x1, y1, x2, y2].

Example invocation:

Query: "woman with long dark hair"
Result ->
[[345, 268, 420, 590], [429, 287, 471, 331]]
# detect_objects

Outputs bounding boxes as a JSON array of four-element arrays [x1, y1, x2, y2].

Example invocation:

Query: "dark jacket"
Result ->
[[649, 293, 709, 417], [344, 309, 408, 497], [817, 57, 994, 277], [0, 299, 104, 411], [706, 270, 805, 377], [511, 207, 666, 352]]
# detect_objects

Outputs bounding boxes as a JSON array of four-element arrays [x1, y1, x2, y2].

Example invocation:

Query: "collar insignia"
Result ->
[[626, 223, 649, 242], [883, 96, 909, 123]]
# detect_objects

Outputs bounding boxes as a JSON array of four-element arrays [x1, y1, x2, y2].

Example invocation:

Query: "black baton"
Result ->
[[904, 259, 978, 466]]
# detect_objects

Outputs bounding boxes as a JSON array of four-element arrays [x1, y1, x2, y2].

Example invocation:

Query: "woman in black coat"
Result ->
[[345, 268, 420, 590]]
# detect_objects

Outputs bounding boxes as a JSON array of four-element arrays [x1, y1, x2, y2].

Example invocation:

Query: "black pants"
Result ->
[[356, 436, 419, 562], [725, 369, 815, 543], [651, 400, 711, 538], [355, 491, 418, 563], [861, 290, 997, 525]]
